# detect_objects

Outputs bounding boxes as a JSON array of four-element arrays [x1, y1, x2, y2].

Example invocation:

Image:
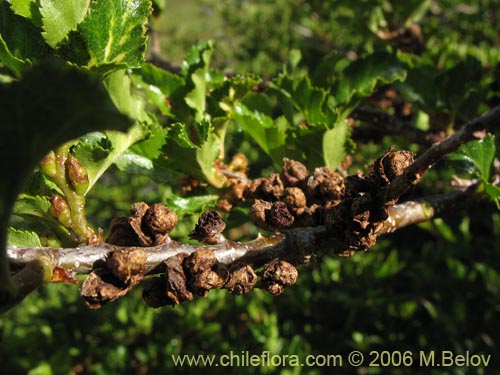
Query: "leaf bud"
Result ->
[[66, 155, 89, 195], [39, 151, 57, 178], [50, 194, 72, 227]]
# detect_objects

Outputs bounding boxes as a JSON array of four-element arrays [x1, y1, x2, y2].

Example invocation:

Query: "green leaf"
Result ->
[[271, 73, 336, 126], [155, 121, 224, 187], [184, 41, 214, 122], [212, 74, 260, 115], [12, 194, 76, 246], [196, 130, 223, 187], [104, 69, 152, 123], [0, 2, 48, 61], [448, 134, 496, 181], [71, 124, 149, 193], [132, 63, 184, 116], [40, 0, 91, 48], [333, 52, 406, 110], [10, 0, 43, 27], [13, 195, 52, 221], [7, 228, 42, 247], [484, 183, 500, 209], [0, 35, 31, 78], [79, 0, 151, 67], [323, 119, 350, 170], [234, 104, 288, 167], [165, 194, 219, 219]]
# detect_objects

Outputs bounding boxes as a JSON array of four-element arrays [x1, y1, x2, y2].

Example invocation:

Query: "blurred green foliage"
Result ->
[[2, 0, 500, 374]]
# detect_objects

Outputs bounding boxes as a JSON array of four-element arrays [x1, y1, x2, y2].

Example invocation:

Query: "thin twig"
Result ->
[[379, 105, 500, 205], [351, 106, 429, 144]]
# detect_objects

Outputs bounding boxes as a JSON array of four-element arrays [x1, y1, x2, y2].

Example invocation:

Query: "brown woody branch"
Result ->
[[379, 105, 500, 206], [351, 106, 429, 145]]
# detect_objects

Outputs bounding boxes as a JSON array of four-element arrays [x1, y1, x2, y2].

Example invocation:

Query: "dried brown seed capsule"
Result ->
[[282, 187, 307, 216], [260, 173, 285, 199], [268, 201, 294, 229], [164, 253, 194, 305], [306, 167, 344, 202], [183, 249, 227, 296], [381, 150, 414, 181], [280, 158, 309, 187], [81, 267, 138, 309], [189, 210, 226, 244], [224, 263, 257, 295], [107, 202, 177, 247], [143, 204, 178, 235], [250, 199, 272, 228], [143, 277, 170, 308], [142, 203, 178, 243], [259, 260, 298, 296], [217, 180, 248, 211], [106, 248, 147, 285], [107, 217, 139, 246], [372, 148, 414, 184]]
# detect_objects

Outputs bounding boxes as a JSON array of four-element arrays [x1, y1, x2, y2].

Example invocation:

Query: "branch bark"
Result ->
[[351, 106, 430, 145]]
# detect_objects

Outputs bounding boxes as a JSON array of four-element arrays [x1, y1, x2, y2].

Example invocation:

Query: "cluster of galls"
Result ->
[[221, 150, 414, 256], [143, 248, 298, 308], [81, 148, 413, 308], [81, 206, 299, 309], [81, 202, 179, 309]]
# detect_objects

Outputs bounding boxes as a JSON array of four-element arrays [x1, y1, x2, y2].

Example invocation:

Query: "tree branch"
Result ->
[[7, 189, 480, 276], [379, 105, 500, 205], [351, 106, 429, 145]]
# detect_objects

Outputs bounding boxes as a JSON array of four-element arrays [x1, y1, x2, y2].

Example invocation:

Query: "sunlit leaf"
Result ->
[[7, 228, 42, 247], [322, 119, 350, 170], [40, 0, 90, 48], [80, 0, 151, 67], [448, 134, 495, 181]]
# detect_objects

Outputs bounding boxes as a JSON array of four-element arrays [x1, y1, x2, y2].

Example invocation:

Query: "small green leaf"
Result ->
[[165, 195, 219, 219], [80, 0, 151, 67], [197, 131, 223, 187], [132, 63, 184, 116], [0, 35, 31, 78], [13, 195, 52, 220], [158, 122, 224, 187], [484, 183, 500, 209], [184, 41, 214, 121], [333, 52, 406, 110], [7, 228, 42, 247], [169, 122, 198, 149], [40, 0, 91, 48], [323, 119, 350, 170], [271, 74, 336, 125], [0, 2, 48, 60], [104, 69, 153, 123], [71, 124, 149, 193], [12, 195, 75, 246], [448, 134, 496, 181], [10, 0, 43, 27], [234, 104, 288, 167]]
